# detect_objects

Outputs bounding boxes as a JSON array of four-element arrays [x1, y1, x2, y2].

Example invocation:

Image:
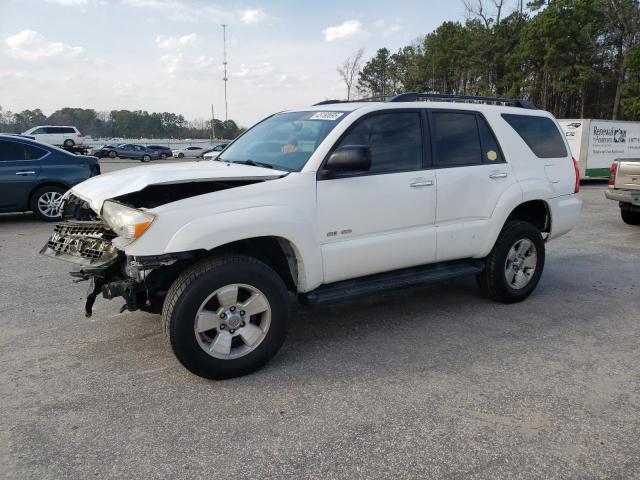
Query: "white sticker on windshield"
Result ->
[[309, 111, 344, 121]]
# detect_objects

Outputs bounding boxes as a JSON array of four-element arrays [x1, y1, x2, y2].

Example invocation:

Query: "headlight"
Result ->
[[102, 201, 155, 241]]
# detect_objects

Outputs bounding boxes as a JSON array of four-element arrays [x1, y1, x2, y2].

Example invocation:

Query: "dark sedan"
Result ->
[[146, 145, 173, 159], [95, 143, 160, 161], [0, 135, 100, 221]]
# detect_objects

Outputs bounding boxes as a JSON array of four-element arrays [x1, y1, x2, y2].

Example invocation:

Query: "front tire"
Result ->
[[621, 208, 640, 225], [142, 155, 151, 162], [162, 255, 290, 379], [477, 220, 545, 303], [30, 185, 66, 222], [178, 152, 185, 159], [108, 150, 117, 159]]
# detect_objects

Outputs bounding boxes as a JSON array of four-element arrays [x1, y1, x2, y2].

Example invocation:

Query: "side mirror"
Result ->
[[324, 145, 371, 174]]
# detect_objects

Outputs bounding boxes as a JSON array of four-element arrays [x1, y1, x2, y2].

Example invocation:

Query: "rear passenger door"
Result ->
[[317, 110, 437, 283], [0, 139, 45, 210], [430, 110, 516, 261]]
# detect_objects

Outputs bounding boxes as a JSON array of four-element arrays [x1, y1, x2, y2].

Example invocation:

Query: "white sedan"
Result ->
[[172, 146, 205, 158], [202, 143, 229, 161]]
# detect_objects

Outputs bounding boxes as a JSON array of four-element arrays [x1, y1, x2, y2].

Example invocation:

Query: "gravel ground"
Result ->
[[0, 183, 638, 479]]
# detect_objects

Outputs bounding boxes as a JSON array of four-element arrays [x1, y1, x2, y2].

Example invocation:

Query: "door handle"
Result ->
[[489, 172, 508, 179], [410, 179, 434, 188], [15, 171, 36, 175]]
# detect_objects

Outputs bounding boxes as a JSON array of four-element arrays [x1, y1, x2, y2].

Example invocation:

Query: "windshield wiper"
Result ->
[[229, 159, 273, 169]]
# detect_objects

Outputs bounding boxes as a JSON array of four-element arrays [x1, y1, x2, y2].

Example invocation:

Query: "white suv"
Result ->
[[41, 94, 582, 379], [22, 125, 83, 147]]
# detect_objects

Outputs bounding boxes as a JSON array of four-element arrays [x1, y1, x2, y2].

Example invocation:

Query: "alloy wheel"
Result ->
[[194, 283, 271, 360]]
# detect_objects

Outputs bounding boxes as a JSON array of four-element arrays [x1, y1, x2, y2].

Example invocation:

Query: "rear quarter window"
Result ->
[[502, 114, 567, 158]]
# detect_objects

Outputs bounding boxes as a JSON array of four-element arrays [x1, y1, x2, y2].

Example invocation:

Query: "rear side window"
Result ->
[[335, 111, 423, 174], [0, 140, 47, 161], [432, 112, 482, 166], [502, 114, 567, 158]]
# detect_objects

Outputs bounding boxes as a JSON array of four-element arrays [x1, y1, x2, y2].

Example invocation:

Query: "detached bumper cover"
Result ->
[[605, 188, 640, 206], [40, 221, 118, 268]]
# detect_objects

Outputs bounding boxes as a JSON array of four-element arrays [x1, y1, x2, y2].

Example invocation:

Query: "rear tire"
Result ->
[[621, 208, 640, 225], [63, 139, 74, 148], [162, 255, 290, 380], [142, 155, 151, 162], [160, 153, 167, 160], [477, 220, 545, 303], [30, 185, 66, 222], [108, 150, 117, 159], [178, 152, 185, 159]]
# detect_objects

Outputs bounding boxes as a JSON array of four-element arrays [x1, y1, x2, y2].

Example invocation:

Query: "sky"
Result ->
[[0, 0, 468, 126]]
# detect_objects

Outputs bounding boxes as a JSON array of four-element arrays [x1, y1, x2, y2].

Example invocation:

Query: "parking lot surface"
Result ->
[[1, 184, 639, 479]]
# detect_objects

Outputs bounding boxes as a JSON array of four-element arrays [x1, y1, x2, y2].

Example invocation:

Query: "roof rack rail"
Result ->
[[388, 93, 537, 109], [313, 96, 390, 106]]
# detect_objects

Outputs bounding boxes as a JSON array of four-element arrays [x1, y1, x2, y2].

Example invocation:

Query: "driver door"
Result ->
[[316, 110, 437, 283]]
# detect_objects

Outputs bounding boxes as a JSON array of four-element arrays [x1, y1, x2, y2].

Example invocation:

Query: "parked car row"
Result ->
[[94, 142, 230, 161]]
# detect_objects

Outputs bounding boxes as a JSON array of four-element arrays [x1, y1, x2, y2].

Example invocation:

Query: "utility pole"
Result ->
[[221, 24, 229, 121], [211, 104, 215, 140]]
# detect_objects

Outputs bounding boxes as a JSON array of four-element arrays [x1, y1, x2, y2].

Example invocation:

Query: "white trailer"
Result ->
[[558, 119, 640, 178]]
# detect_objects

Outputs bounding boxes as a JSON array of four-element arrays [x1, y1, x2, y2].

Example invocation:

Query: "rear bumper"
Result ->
[[548, 194, 583, 240], [605, 188, 640, 206]]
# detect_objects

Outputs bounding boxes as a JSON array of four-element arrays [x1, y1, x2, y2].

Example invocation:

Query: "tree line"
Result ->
[[0, 106, 243, 139], [343, 0, 640, 120]]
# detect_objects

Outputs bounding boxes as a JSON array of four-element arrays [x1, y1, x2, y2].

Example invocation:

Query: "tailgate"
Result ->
[[615, 159, 640, 190]]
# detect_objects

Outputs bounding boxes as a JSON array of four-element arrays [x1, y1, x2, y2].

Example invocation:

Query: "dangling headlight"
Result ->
[[102, 201, 155, 241]]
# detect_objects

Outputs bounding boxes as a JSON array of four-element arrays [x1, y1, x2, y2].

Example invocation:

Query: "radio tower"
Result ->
[[221, 24, 229, 121]]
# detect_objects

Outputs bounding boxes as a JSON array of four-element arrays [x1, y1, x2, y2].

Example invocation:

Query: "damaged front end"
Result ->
[[41, 193, 195, 318]]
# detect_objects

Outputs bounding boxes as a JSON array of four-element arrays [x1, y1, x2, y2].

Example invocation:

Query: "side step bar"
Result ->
[[301, 259, 485, 305]]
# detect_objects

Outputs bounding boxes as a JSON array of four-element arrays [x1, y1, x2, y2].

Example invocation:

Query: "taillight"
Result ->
[[609, 161, 618, 186], [572, 157, 580, 193]]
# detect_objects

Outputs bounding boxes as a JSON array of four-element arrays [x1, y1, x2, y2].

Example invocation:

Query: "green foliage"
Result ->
[[357, 0, 640, 119], [0, 107, 242, 139]]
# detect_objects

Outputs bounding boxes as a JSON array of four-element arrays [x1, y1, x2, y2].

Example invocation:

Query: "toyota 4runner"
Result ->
[[41, 93, 583, 379]]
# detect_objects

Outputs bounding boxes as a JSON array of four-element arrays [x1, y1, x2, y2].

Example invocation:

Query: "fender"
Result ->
[[160, 205, 323, 292], [477, 179, 554, 257], [476, 181, 525, 257]]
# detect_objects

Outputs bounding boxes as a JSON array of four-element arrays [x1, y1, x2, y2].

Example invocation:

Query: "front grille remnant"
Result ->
[[43, 221, 118, 266]]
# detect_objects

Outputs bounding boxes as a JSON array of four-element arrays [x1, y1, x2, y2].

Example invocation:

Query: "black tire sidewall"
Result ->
[[108, 151, 116, 158], [142, 155, 150, 162], [168, 260, 289, 379], [30, 186, 65, 221], [178, 153, 184, 158], [621, 209, 640, 225], [63, 139, 74, 147]]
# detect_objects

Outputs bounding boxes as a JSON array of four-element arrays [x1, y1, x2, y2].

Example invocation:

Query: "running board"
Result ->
[[301, 259, 485, 305]]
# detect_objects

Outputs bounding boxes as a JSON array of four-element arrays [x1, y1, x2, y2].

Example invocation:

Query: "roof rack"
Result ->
[[313, 96, 390, 106], [388, 93, 537, 109]]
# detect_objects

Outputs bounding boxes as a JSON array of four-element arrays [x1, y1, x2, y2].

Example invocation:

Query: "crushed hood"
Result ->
[[71, 161, 288, 213]]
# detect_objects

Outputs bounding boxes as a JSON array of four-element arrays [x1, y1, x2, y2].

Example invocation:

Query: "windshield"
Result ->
[[219, 110, 349, 171]]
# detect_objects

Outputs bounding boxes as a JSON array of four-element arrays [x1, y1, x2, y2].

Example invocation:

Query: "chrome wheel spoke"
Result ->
[[210, 331, 232, 357], [523, 254, 537, 269], [507, 247, 518, 262], [196, 309, 219, 333], [505, 265, 517, 284], [240, 293, 269, 317], [216, 285, 239, 309], [239, 323, 263, 347], [516, 239, 532, 256]]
